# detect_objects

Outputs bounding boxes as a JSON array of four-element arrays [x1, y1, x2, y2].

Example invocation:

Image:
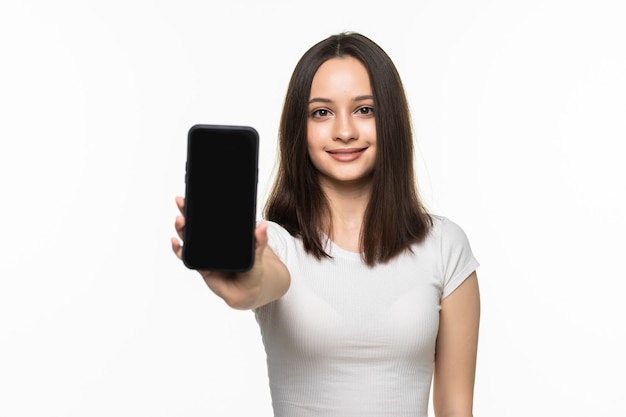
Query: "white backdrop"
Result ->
[[1, 0, 625, 416]]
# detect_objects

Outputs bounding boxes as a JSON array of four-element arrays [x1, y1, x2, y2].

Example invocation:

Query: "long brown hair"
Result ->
[[263, 32, 432, 266]]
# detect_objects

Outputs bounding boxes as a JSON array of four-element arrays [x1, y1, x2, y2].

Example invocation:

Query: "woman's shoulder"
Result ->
[[259, 220, 298, 260], [262, 220, 292, 238], [419, 214, 476, 258], [424, 214, 479, 296], [427, 214, 470, 240]]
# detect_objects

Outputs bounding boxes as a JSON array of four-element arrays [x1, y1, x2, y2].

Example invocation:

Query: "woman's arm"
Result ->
[[171, 196, 290, 310], [433, 271, 480, 417]]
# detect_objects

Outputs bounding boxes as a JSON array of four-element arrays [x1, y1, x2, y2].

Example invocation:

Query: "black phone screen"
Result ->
[[182, 124, 259, 271]]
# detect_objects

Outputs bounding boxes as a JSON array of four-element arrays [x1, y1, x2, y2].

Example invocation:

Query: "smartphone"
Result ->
[[182, 124, 259, 272]]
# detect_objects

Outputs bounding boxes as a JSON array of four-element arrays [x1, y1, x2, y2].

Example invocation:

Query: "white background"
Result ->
[[1, 0, 625, 415]]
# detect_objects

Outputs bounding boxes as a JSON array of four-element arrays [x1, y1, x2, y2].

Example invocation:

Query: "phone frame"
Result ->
[[182, 124, 259, 272]]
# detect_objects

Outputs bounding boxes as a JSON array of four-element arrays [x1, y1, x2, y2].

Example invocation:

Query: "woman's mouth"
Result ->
[[326, 147, 368, 162]]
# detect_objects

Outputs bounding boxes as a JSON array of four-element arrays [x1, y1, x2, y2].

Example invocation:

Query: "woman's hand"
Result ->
[[171, 196, 290, 310]]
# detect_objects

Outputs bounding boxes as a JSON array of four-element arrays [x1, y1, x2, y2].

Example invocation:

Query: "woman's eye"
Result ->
[[312, 109, 330, 117], [357, 106, 374, 115]]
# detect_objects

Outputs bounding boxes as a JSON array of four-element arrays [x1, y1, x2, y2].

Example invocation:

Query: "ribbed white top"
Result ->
[[255, 216, 479, 417]]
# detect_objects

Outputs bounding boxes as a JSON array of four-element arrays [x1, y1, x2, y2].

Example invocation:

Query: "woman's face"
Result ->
[[307, 56, 377, 188]]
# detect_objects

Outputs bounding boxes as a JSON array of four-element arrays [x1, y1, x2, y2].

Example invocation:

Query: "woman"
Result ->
[[172, 32, 480, 417]]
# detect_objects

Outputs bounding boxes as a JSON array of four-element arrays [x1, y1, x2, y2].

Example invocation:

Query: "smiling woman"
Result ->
[[306, 56, 377, 193], [265, 33, 435, 266], [172, 32, 480, 417]]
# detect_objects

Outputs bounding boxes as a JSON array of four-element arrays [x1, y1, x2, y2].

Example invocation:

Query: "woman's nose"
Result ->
[[333, 113, 357, 142]]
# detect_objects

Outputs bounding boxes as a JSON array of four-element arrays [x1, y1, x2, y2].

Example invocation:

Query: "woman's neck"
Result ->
[[320, 180, 372, 252]]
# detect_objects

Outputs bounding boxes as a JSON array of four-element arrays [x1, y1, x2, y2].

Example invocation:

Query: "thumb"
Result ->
[[254, 221, 269, 253]]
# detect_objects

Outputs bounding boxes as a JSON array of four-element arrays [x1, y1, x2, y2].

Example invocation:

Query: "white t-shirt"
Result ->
[[254, 215, 479, 417]]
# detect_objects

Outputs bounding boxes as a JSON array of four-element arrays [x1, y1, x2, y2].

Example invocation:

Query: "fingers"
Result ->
[[172, 196, 185, 260], [171, 237, 182, 260], [175, 196, 185, 215], [175, 215, 185, 240]]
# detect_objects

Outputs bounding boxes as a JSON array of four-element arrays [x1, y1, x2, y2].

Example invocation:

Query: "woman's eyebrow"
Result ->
[[308, 94, 374, 104], [308, 97, 332, 104]]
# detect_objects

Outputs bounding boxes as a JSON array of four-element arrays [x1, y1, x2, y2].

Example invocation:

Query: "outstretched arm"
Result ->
[[433, 271, 480, 417], [171, 196, 290, 310]]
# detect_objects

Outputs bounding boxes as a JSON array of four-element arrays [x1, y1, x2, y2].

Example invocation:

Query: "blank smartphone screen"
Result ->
[[182, 124, 259, 271]]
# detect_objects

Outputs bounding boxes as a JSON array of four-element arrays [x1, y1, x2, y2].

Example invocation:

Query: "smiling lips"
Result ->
[[326, 147, 368, 162]]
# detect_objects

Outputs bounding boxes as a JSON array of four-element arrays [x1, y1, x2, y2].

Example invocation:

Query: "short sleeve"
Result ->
[[439, 217, 480, 299]]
